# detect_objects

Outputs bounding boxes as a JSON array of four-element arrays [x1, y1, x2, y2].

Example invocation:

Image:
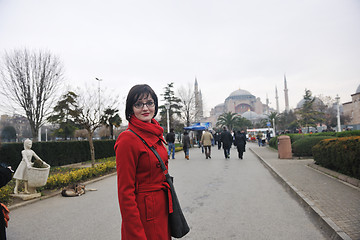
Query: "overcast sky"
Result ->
[[0, 0, 359, 118]]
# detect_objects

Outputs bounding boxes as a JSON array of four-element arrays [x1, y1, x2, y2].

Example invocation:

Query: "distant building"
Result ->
[[0, 114, 32, 141], [205, 88, 273, 127], [343, 84, 360, 129]]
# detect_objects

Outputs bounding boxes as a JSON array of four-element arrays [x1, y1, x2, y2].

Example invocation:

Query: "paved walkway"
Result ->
[[249, 143, 360, 240]]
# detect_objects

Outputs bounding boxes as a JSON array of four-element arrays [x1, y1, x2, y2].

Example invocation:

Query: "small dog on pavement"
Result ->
[[61, 184, 87, 197]]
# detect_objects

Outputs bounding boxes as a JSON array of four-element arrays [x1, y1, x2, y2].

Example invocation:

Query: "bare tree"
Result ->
[[177, 84, 196, 127], [0, 49, 64, 141], [71, 86, 119, 166]]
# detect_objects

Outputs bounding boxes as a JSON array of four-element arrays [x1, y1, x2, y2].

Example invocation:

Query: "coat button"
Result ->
[[156, 163, 161, 168]]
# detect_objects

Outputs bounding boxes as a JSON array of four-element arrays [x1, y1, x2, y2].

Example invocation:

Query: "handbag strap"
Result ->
[[128, 129, 171, 179]]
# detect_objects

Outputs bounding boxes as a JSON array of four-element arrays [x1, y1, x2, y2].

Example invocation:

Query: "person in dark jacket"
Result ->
[[214, 132, 222, 149], [0, 162, 13, 240], [166, 128, 176, 159], [234, 130, 247, 159], [220, 127, 233, 158], [182, 131, 191, 160]]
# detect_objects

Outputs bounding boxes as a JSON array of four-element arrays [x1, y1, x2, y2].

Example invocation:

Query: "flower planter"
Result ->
[[27, 163, 50, 187]]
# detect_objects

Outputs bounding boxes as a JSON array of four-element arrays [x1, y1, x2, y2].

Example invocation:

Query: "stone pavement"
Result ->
[[249, 142, 360, 240]]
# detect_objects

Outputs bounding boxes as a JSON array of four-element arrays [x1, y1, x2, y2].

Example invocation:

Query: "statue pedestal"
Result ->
[[11, 192, 41, 201]]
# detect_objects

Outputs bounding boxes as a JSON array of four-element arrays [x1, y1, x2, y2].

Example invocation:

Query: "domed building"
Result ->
[[210, 89, 266, 116], [207, 88, 271, 125], [296, 97, 325, 110], [343, 84, 360, 128]]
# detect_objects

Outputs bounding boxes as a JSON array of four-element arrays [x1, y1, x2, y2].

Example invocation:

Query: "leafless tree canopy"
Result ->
[[177, 84, 196, 127], [0, 49, 64, 140], [72, 85, 120, 166]]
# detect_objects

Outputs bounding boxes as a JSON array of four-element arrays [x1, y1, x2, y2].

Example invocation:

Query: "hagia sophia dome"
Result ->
[[209, 88, 268, 122], [226, 89, 255, 101]]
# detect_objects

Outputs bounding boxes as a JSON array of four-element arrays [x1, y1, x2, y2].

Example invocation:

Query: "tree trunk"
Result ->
[[87, 130, 96, 167], [110, 125, 114, 140]]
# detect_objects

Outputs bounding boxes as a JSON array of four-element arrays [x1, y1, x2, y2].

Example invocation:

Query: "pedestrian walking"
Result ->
[[182, 131, 191, 160], [234, 130, 247, 159], [114, 84, 171, 240], [261, 133, 266, 146], [215, 132, 222, 149], [266, 130, 271, 143], [166, 128, 176, 159], [200, 129, 214, 159], [256, 131, 263, 147], [220, 127, 233, 158]]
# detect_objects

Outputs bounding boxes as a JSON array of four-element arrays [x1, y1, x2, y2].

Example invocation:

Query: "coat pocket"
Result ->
[[144, 194, 155, 221]]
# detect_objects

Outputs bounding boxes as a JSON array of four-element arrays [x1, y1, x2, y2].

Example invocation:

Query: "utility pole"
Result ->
[[165, 102, 170, 134], [95, 77, 103, 121]]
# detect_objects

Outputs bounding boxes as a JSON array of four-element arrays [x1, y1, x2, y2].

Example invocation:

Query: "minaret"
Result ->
[[266, 93, 269, 114], [194, 78, 200, 122], [284, 75, 290, 112], [275, 86, 280, 113], [199, 90, 203, 119]]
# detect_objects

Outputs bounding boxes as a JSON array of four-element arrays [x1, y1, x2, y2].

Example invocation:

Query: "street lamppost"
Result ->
[[335, 94, 341, 132], [95, 77, 103, 121], [164, 102, 170, 134]]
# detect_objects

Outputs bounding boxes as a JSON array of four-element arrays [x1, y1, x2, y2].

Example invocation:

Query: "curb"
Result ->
[[8, 172, 117, 211], [249, 147, 352, 240]]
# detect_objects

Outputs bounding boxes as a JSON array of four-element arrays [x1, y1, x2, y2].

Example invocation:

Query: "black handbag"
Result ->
[[129, 129, 190, 238]]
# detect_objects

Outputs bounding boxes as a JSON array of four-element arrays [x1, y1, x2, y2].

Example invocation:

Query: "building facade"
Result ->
[[343, 84, 360, 129]]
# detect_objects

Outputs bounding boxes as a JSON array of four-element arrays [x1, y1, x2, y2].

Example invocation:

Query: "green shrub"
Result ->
[[0, 185, 13, 204], [269, 137, 278, 149], [335, 130, 360, 138], [292, 136, 336, 157], [313, 136, 360, 179], [287, 134, 306, 143]]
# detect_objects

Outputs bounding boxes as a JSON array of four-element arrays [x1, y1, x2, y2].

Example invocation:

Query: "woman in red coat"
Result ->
[[115, 84, 171, 240]]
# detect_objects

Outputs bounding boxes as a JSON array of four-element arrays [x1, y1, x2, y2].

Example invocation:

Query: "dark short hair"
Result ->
[[125, 84, 158, 121]]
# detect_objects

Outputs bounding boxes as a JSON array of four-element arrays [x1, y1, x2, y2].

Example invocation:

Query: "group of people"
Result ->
[[195, 127, 247, 160], [218, 127, 247, 159]]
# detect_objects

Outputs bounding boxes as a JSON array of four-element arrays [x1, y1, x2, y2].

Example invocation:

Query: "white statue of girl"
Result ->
[[13, 139, 46, 194]]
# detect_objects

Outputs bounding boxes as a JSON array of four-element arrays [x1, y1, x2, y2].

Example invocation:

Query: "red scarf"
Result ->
[[128, 115, 165, 146]]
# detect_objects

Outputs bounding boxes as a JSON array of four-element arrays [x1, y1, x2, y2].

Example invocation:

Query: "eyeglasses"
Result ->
[[133, 101, 155, 109]]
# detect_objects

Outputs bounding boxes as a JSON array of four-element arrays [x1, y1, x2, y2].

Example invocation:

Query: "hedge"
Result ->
[[268, 130, 360, 151], [292, 136, 336, 157], [312, 136, 360, 179], [0, 140, 116, 170]]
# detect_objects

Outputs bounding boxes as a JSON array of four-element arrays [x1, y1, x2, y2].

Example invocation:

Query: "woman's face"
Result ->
[[132, 95, 155, 123]]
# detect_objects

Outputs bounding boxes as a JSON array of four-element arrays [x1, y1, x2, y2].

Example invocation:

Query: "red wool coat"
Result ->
[[114, 116, 171, 240]]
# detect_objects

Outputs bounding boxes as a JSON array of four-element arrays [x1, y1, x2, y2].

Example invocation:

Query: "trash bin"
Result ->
[[278, 135, 292, 159]]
